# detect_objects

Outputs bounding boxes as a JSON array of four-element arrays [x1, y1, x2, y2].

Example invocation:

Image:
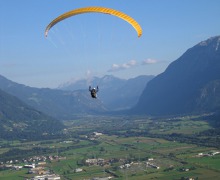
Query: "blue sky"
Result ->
[[0, 0, 220, 88]]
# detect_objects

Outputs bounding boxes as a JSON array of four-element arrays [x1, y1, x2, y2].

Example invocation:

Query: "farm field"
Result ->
[[0, 115, 219, 180]]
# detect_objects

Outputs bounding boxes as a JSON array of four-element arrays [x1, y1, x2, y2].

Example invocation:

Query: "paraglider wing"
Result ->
[[45, 6, 142, 37]]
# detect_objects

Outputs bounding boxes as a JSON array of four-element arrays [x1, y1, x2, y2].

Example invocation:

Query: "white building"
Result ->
[[75, 168, 83, 172], [31, 174, 60, 180]]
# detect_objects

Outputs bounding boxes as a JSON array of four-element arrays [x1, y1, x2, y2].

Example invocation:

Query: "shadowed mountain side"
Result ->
[[132, 36, 220, 116], [0, 89, 64, 140]]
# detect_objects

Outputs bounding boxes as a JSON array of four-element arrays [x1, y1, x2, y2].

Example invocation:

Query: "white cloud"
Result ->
[[108, 60, 138, 72], [141, 58, 158, 65], [108, 58, 160, 72], [127, 60, 137, 66]]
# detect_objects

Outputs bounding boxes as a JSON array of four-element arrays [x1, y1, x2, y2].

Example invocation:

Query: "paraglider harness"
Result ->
[[89, 86, 99, 98]]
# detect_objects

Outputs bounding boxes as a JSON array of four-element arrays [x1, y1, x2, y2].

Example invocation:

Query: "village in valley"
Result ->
[[0, 132, 162, 180], [1, 125, 220, 180]]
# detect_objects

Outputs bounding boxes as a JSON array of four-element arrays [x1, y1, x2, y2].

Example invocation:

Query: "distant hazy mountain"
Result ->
[[0, 89, 64, 140], [133, 36, 220, 116], [0, 74, 153, 119], [0, 75, 107, 120], [58, 75, 155, 110]]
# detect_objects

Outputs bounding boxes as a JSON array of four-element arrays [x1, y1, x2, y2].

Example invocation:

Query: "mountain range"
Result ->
[[1, 35, 219, 140], [133, 36, 220, 116], [0, 74, 153, 119], [0, 75, 106, 119], [0, 35, 219, 124], [58, 75, 154, 110]]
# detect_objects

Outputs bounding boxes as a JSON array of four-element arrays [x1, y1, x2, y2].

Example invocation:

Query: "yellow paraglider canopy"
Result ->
[[45, 6, 142, 38]]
